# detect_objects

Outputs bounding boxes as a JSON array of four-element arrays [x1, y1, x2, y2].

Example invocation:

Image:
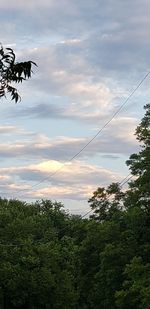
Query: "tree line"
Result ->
[[0, 104, 149, 308]]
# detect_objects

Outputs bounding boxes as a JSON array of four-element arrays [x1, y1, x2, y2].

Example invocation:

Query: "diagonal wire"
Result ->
[[4, 71, 150, 199]]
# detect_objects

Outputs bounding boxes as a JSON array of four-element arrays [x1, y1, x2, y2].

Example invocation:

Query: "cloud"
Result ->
[[0, 126, 17, 134], [0, 116, 138, 163], [0, 125, 34, 136], [100, 154, 119, 159], [0, 159, 122, 200], [1, 0, 150, 75], [4, 36, 147, 130], [0, 0, 148, 213], [0, 175, 10, 181]]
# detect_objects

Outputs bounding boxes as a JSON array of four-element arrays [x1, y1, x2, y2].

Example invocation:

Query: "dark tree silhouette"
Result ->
[[0, 45, 37, 102]]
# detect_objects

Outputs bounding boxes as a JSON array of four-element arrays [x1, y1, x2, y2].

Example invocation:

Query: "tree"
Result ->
[[115, 257, 150, 309], [85, 105, 150, 308], [125, 104, 150, 212], [0, 45, 36, 103], [0, 199, 78, 308], [88, 182, 124, 222]]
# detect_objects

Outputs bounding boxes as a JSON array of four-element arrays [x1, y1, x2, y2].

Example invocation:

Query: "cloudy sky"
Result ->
[[0, 0, 150, 214]]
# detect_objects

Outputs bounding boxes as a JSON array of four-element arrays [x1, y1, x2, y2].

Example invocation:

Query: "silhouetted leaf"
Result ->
[[0, 45, 37, 102]]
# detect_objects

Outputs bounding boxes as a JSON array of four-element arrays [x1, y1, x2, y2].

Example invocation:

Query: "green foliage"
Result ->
[[88, 182, 124, 222], [0, 45, 37, 102], [115, 257, 150, 309], [125, 104, 150, 212], [0, 105, 149, 308], [0, 199, 78, 308]]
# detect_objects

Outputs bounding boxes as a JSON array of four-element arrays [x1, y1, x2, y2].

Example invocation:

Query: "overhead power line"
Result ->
[[5, 71, 150, 199], [120, 174, 134, 187], [0, 170, 134, 247], [81, 172, 134, 219]]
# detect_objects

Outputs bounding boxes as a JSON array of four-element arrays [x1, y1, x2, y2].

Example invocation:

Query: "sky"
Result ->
[[0, 0, 150, 215]]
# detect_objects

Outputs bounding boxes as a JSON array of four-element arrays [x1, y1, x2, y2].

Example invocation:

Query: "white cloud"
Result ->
[[0, 126, 17, 134], [0, 116, 138, 162], [0, 159, 122, 200], [0, 175, 10, 181], [0, 0, 57, 10], [60, 39, 82, 45]]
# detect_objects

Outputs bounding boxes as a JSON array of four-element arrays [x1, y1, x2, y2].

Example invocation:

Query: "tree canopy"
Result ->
[[0, 45, 36, 102]]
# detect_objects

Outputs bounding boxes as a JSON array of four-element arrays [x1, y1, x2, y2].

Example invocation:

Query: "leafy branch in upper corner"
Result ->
[[0, 45, 37, 103]]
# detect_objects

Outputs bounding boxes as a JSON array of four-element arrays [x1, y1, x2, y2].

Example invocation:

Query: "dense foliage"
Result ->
[[0, 105, 149, 308], [0, 45, 36, 102]]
